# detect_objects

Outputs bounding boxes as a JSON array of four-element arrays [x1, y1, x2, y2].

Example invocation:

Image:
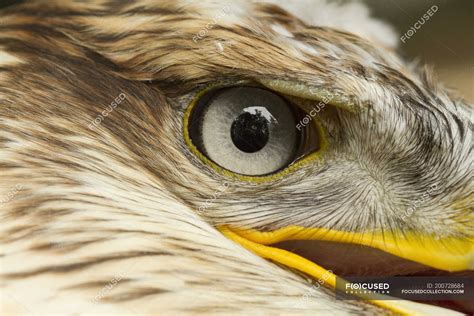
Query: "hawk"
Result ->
[[0, 0, 472, 315]]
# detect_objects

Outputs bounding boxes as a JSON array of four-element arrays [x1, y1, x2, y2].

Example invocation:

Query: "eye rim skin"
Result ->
[[182, 84, 329, 183]]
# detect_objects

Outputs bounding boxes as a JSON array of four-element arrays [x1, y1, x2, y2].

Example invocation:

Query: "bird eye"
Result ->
[[184, 86, 325, 179]]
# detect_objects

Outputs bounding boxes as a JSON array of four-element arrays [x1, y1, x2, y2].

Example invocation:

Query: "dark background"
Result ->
[[365, 0, 473, 102]]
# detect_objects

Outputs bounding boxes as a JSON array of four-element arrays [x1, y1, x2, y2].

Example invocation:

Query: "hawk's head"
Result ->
[[1, 0, 472, 315]]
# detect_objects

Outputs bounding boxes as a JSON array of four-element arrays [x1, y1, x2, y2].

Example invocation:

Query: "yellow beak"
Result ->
[[219, 225, 473, 316]]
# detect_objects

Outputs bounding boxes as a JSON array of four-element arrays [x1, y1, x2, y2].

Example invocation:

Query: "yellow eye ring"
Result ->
[[182, 85, 329, 183]]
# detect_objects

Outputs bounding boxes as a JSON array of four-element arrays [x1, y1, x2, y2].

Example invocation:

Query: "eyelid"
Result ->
[[183, 85, 329, 183], [259, 79, 361, 113]]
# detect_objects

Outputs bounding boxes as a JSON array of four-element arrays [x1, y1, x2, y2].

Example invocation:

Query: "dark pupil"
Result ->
[[231, 111, 270, 153]]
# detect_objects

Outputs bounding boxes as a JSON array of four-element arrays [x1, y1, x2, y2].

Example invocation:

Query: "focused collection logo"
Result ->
[[345, 282, 390, 294], [336, 277, 471, 301]]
